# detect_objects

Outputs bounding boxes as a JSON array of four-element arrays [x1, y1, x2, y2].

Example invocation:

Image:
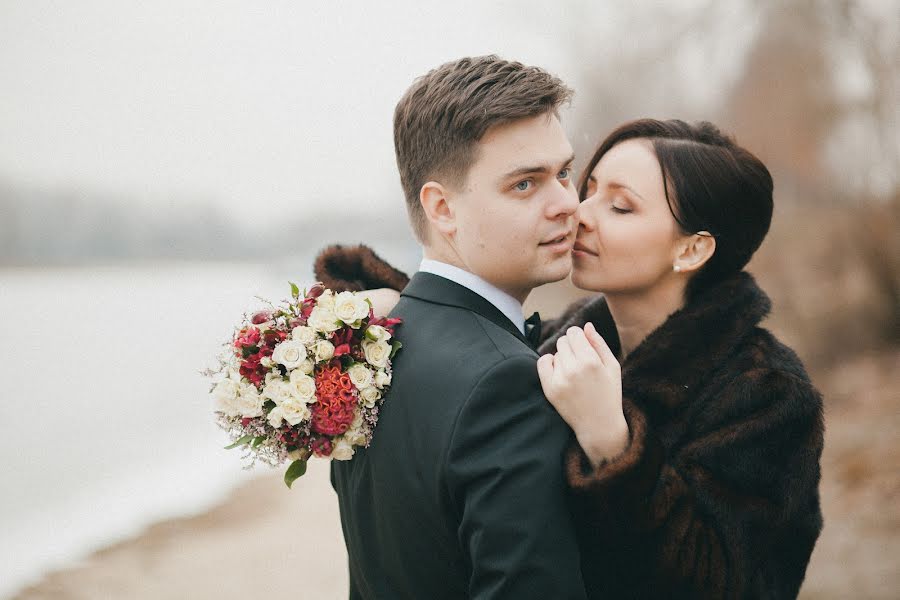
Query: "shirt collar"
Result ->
[[418, 259, 526, 334]]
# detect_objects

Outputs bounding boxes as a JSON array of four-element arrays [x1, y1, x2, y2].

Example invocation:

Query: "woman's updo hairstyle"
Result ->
[[579, 119, 773, 300]]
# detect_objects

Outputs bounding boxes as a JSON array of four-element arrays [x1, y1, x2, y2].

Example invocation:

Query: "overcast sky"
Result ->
[[0, 1, 601, 224]]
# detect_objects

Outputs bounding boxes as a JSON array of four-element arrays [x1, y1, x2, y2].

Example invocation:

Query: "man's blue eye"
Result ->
[[558, 168, 570, 179], [516, 180, 531, 191]]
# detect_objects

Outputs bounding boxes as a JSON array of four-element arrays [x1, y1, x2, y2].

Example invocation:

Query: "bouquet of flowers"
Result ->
[[205, 282, 402, 487]]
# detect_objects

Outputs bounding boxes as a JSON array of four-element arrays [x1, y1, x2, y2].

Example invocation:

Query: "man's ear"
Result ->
[[673, 231, 716, 274], [420, 181, 456, 237]]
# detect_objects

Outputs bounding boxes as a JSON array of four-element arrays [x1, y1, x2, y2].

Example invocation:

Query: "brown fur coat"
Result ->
[[539, 271, 824, 599], [313, 245, 825, 599]]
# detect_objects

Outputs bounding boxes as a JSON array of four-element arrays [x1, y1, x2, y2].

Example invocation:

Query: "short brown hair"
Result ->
[[393, 55, 573, 243]]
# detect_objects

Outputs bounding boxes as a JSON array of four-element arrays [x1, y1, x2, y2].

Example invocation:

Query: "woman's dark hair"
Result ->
[[579, 119, 773, 300]]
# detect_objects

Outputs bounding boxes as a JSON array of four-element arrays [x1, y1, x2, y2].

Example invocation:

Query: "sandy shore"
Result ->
[[13, 460, 349, 599], [14, 349, 900, 600]]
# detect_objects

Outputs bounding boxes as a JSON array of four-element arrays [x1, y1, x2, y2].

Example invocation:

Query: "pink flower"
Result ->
[[306, 284, 325, 299], [234, 327, 261, 348], [251, 311, 273, 325], [311, 437, 333, 457]]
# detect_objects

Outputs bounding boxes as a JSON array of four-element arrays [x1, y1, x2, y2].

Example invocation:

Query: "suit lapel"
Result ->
[[400, 272, 530, 347]]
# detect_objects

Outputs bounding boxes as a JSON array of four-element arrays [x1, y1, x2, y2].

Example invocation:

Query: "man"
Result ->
[[326, 55, 585, 599]]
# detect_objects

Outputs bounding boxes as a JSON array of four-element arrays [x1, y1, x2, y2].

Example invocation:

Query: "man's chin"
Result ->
[[533, 262, 574, 287]]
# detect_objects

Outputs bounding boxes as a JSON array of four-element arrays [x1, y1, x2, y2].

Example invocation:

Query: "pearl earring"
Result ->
[[673, 265, 681, 272]]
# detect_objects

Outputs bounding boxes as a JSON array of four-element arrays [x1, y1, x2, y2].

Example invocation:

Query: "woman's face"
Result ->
[[571, 138, 685, 294]]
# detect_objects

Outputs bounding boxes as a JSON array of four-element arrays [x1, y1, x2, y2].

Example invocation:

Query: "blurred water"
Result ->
[[0, 261, 329, 598]]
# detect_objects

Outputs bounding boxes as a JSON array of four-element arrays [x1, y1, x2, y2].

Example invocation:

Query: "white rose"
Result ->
[[361, 339, 391, 368], [289, 370, 317, 402], [331, 438, 355, 461], [346, 427, 368, 446], [315, 290, 336, 311], [374, 370, 392, 388], [297, 358, 315, 375], [307, 306, 340, 333], [359, 386, 382, 408], [347, 363, 373, 389], [262, 378, 293, 405], [235, 383, 264, 417], [345, 412, 368, 445], [291, 325, 317, 345], [278, 397, 311, 425], [350, 411, 364, 430], [272, 340, 307, 369], [334, 291, 370, 324], [365, 325, 391, 343], [314, 339, 335, 362], [212, 379, 241, 416], [267, 405, 286, 428]]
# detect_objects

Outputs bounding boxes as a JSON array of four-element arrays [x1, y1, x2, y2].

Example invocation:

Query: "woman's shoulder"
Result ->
[[717, 326, 824, 422], [739, 326, 814, 383]]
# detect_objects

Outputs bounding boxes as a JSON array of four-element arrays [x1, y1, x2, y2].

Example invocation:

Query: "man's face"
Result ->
[[447, 113, 578, 302]]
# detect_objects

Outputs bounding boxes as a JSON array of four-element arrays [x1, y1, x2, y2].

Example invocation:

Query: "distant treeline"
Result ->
[[0, 181, 417, 265]]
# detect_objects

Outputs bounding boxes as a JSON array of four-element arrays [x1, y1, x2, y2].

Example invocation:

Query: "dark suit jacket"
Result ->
[[331, 272, 586, 600]]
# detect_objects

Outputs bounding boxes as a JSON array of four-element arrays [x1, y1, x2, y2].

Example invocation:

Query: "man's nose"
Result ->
[[547, 179, 579, 219]]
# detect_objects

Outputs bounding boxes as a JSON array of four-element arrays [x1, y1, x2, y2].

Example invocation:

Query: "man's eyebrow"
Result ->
[[501, 153, 576, 180]]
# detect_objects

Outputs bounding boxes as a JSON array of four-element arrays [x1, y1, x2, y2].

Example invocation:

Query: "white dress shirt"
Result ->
[[418, 259, 526, 335]]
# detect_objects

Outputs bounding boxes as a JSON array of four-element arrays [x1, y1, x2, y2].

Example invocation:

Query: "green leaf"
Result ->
[[251, 435, 266, 448], [289, 281, 300, 298], [284, 459, 308, 488], [224, 434, 254, 450], [390, 340, 403, 359], [241, 345, 259, 358], [263, 399, 276, 412]]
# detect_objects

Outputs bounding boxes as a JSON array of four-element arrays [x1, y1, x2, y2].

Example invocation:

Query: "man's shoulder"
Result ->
[[393, 295, 535, 367]]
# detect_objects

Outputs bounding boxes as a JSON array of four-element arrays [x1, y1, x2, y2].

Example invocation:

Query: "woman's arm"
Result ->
[[313, 244, 410, 293]]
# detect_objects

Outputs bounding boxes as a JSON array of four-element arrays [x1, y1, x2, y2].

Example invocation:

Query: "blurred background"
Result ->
[[1, 1, 897, 598]]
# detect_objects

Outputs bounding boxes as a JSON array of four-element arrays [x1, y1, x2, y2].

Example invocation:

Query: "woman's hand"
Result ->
[[359, 288, 401, 317], [537, 322, 629, 466]]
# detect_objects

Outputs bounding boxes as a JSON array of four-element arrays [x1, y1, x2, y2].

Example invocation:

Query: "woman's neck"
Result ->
[[604, 278, 687, 358]]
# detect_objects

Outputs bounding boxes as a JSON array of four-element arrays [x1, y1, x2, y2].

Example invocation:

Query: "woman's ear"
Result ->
[[673, 231, 716, 274], [420, 181, 456, 237]]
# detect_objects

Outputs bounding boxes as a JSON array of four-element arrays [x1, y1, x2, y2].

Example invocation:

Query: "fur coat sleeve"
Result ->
[[313, 244, 410, 293]]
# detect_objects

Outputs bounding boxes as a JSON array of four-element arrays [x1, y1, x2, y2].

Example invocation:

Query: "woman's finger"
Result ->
[[566, 326, 597, 362], [585, 322, 618, 368], [555, 336, 575, 367], [536, 354, 555, 392]]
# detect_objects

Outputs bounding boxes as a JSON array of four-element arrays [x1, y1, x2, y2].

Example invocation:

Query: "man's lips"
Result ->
[[572, 241, 598, 256], [539, 232, 572, 246]]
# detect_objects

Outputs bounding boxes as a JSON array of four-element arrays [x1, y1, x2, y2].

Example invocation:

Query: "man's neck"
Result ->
[[418, 257, 529, 333], [421, 248, 531, 304]]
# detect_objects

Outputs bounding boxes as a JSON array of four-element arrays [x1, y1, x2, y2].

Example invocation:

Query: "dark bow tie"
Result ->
[[524, 311, 542, 349]]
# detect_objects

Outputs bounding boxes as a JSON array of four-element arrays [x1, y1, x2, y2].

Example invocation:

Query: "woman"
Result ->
[[315, 119, 824, 599]]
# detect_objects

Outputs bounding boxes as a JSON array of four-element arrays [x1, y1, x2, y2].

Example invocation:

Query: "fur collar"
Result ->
[[539, 271, 772, 411]]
